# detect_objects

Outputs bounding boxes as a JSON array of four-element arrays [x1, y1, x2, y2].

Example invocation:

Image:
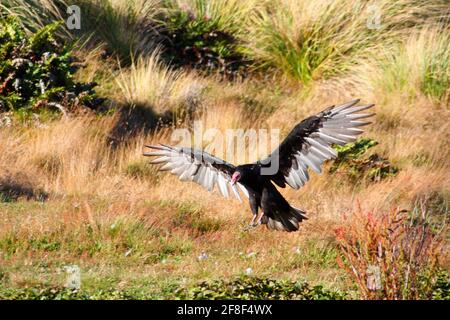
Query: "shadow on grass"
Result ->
[[0, 175, 48, 202], [107, 103, 174, 149]]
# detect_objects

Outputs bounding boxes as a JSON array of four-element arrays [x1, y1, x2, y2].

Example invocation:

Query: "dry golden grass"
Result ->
[[114, 50, 205, 115]]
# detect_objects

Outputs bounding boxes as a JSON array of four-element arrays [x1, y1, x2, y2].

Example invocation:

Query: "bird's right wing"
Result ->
[[143, 144, 248, 201]]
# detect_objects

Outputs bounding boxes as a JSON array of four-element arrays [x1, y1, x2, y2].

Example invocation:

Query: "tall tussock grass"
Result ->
[[73, 0, 162, 61], [2, 0, 448, 83], [369, 27, 450, 104], [245, 0, 448, 84], [115, 50, 204, 115], [0, 0, 67, 32], [1, 0, 162, 61]]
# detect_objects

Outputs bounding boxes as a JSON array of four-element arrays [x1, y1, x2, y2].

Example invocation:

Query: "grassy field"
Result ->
[[0, 0, 449, 299]]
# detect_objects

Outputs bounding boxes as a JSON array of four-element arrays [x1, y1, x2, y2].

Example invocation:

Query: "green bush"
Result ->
[[0, 285, 152, 300], [174, 276, 346, 300], [0, 17, 103, 115], [159, 0, 249, 77], [0, 286, 82, 300], [331, 138, 398, 182], [0, 277, 345, 300], [430, 270, 450, 300]]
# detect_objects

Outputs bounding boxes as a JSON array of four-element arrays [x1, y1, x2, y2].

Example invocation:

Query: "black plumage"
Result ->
[[143, 99, 374, 232]]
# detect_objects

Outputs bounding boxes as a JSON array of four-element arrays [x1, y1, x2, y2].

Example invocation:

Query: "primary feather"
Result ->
[[143, 145, 247, 201]]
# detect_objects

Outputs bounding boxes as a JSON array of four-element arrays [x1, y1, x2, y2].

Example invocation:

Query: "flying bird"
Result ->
[[144, 99, 374, 232]]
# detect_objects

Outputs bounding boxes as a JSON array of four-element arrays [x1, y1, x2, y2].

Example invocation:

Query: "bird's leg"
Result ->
[[249, 214, 257, 226], [243, 215, 257, 231], [244, 211, 265, 231], [245, 197, 261, 231], [253, 211, 264, 226]]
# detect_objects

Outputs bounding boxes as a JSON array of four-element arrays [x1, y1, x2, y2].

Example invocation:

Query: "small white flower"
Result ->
[[245, 267, 253, 275], [197, 251, 208, 261]]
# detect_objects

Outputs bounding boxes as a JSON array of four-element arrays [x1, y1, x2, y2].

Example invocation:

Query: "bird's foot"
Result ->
[[243, 212, 265, 232], [243, 220, 261, 232], [243, 223, 258, 232]]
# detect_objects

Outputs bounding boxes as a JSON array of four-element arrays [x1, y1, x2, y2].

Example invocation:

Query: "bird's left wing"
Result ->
[[260, 99, 374, 189], [143, 144, 248, 201]]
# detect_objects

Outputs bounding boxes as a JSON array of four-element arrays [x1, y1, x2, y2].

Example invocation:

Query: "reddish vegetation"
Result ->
[[335, 203, 446, 299]]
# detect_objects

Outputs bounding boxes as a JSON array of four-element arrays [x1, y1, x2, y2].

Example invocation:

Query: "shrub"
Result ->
[[335, 204, 446, 299], [159, 0, 251, 77], [0, 285, 84, 300], [174, 276, 346, 300], [430, 270, 450, 300], [0, 284, 153, 300], [0, 17, 103, 115], [330, 138, 398, 182]]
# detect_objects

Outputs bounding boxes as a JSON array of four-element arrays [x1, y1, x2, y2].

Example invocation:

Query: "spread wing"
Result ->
[[261, 99, 374, 189], [143, 144, 249, 201]]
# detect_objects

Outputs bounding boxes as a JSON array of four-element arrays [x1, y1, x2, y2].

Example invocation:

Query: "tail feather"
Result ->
[[263, 206, 307, 232]]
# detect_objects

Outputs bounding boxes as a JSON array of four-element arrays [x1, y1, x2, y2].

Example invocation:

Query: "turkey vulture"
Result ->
[[144, 99, 374, 232]]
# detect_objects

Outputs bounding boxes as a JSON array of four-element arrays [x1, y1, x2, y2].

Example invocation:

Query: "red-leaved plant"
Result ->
[[335, 202, 446, 299]]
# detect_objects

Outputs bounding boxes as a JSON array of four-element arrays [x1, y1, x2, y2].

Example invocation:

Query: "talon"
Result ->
[[243, 211, 265, 231], [243, 224, 256, 231]]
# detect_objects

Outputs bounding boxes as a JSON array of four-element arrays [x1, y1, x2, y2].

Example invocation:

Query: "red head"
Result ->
[[231, 171, 241, 185]]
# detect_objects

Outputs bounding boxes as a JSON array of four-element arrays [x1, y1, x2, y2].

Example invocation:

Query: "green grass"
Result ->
[[245, 0, 446, 84], [371, 26, 450, 103], [172, 201, 223, 236], [124, 161, 160, 181], [0, 0, 67, 34], [72, 0, 160, 63], [0, 199, 195, 263]]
